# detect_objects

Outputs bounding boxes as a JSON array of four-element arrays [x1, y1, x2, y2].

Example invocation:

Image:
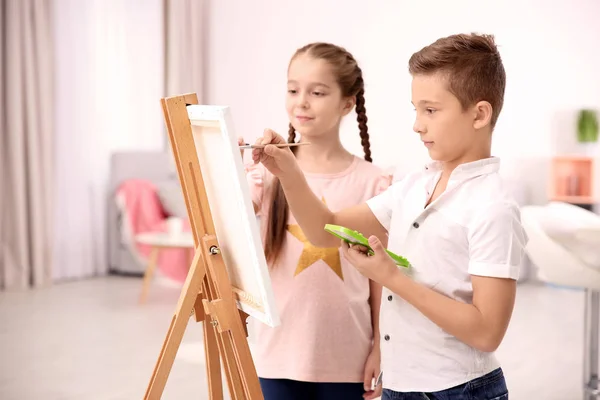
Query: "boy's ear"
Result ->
[[473, 100, 493, 130], [341, 97, 356, 116]]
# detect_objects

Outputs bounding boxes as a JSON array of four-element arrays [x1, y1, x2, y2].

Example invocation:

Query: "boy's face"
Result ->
[[411, 73, 487, 164]]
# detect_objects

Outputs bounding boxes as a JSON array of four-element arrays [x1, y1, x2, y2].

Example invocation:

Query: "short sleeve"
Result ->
[[245, 162, 265, 213], [366, 182, 399, 232], [374, 173, 393, 196], [468, 202, 529, 280]]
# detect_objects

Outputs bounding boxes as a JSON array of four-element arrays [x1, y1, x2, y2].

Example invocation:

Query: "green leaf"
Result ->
[[577, 109, 599, 143]]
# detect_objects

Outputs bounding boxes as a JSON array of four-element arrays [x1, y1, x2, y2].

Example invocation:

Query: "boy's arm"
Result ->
[[393, 203, 524, 352], [239, 138, 260, 214], [386, 273, 515, 353], [345, 202, 526, 353], [280, 171, 388, 248], [252, 129, 391, 247]]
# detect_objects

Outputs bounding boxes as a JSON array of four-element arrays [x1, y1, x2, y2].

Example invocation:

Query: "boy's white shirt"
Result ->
[[366, 156, 528, 393]]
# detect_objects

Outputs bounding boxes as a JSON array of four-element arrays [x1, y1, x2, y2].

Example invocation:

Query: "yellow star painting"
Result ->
[[286, 197, 343, 280]]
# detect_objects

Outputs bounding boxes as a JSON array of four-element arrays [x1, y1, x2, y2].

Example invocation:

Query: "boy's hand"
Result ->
[[237, 137, 245, 160], [362, 344, 382, 399], [252, 129, 299, 178], [342, 236, 398, 285]]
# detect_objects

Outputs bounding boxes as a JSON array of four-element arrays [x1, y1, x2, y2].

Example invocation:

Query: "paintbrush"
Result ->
[[239, 142, 311, 149]]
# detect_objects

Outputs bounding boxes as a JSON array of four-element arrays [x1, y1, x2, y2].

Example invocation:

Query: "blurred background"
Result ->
[[1, 0, 600, 399]]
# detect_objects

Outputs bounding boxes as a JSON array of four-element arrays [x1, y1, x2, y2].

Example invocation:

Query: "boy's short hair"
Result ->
[[409, 33, 506, 127]]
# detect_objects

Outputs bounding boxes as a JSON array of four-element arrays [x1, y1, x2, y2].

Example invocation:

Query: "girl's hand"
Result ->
[[362, 344, 382, 399], [252, 129, 299, 179], [342, 235, 399, 285]]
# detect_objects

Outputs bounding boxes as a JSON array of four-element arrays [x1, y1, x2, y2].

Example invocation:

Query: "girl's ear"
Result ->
[[341, 96, 355, 117]]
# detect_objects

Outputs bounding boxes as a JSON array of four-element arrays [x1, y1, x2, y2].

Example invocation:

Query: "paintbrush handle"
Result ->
[[239, 142, 311, 149]]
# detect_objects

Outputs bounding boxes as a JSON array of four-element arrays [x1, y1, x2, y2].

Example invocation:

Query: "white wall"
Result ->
[[53, 0, 164, 280], [206, 0, 600, 200], [49, 0, 600, 280]]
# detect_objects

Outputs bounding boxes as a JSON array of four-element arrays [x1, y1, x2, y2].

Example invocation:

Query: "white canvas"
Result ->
[[187, 105, 280, 328]]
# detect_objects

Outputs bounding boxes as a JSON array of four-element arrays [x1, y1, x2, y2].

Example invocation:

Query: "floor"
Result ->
[[0, 276, 590, 400]]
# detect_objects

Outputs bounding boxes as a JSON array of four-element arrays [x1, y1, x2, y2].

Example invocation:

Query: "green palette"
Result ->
[[324, 224, 410, 268]]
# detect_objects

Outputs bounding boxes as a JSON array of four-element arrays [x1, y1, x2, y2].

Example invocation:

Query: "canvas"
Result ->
[[187, 105, 280, 328]]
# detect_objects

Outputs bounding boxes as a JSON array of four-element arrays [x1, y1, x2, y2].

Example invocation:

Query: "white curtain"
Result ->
[[0, 0, 54, 290], [52, 0, 165, 281], [51, 0, 206, 281], [164, 0, 205, 99]]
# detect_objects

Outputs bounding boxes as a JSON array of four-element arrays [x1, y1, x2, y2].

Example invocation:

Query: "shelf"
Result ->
[[550, 195, 596, 205], [550, 156, 595, 202], [552, 155, 594, 161]]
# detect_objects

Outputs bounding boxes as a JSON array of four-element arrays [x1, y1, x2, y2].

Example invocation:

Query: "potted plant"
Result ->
[[577, 109, 598, 142], [576, 109, 598, 156]]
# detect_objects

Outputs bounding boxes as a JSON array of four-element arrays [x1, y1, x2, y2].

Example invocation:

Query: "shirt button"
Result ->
[[384, 334, 390, 341], [387, 295, 393, 301], [413, 222, 420, 228]]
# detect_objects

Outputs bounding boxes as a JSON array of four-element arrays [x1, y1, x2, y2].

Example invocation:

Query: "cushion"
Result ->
[[156, 180, 188, 219], [538, 202, 600, 268]]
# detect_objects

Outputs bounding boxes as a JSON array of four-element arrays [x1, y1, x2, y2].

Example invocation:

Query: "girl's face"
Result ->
[[286, 54, 354, 138]]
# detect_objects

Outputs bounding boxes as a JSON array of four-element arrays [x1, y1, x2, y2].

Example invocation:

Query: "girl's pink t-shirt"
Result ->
[[246, 156, 391, 383]]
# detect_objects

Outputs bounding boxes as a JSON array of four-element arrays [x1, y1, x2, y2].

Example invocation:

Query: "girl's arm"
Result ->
[[362, 279, 383, 399], [369, 280, 382, 343]]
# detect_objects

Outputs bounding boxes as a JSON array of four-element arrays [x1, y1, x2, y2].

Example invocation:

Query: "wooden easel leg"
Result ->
[[199, 278, 225, 400], [204, 312, 224, 399], [192, 278, 244, 400], [218, 332, 247, 400], [201, 237, 264, 400], [144, 247, 207, 400], [195, 276, 243, 400], [229, 322, 263, 399], [139, 247, 159, 304], [202, 281, 247, 400]]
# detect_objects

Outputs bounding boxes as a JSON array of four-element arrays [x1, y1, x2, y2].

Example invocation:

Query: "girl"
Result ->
[[241, 42, 390, 400]]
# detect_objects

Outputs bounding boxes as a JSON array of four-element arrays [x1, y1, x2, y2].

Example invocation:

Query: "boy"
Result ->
[[252, 33, 527, 399]]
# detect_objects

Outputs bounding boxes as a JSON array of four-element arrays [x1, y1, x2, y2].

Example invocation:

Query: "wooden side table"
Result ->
[[135, 232, 194, 304]]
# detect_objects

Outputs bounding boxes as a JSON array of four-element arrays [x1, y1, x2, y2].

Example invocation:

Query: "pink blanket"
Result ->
[[116, 179, 192, 283]]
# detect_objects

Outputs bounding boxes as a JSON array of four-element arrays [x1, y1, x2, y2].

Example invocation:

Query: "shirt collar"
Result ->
[[423, 157, 500, 182]]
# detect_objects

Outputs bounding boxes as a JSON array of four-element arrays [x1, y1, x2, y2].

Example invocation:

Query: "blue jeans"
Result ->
[[259, 378, 365, 400], [382, 368, 508, 400]]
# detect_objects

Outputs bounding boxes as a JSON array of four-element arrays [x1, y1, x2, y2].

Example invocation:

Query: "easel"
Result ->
[[144, 93, 263, 400]]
